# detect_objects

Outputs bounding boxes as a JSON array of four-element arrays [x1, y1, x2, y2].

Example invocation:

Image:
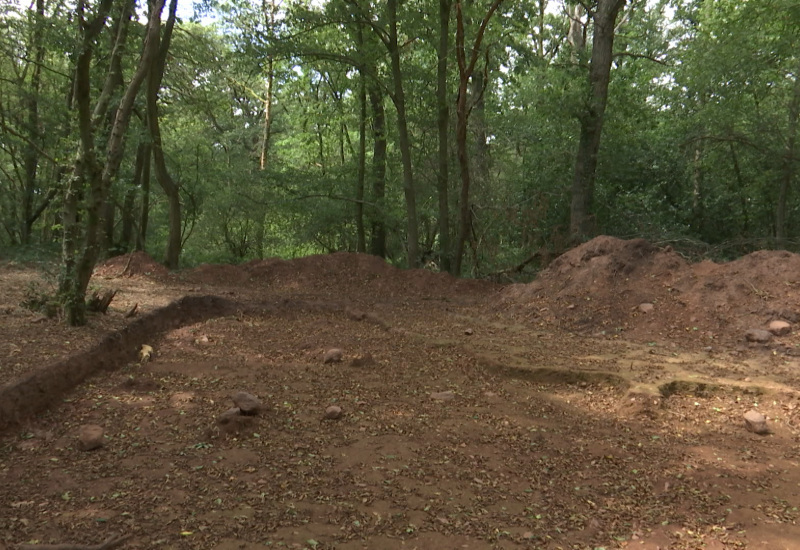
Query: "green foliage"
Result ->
[[2, 0, 799, 282]]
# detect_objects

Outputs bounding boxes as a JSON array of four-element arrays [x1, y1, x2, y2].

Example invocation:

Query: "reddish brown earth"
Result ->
[[2, 238, 800, 550]]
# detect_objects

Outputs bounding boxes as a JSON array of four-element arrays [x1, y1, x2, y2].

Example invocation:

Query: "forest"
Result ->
[[0, 0, 799, 324]]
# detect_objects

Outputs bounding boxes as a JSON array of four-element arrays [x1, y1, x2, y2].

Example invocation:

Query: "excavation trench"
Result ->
[[0, 295, 239, 431]]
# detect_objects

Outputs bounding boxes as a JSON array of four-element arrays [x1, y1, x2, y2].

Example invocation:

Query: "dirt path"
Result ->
[[2, 242, 800, 549]]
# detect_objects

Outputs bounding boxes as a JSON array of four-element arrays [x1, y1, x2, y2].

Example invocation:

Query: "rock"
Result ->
[[745, 329, 772, 344], [232, 392, 263, 415], [195, 334, 211, 345], [78, 425, 105, 451], [324, 405, 343, 420], [323, 348, 344, 363], [464, 328, 474, 335], [744, 410, 769, 435], [430, 390, 455, 401], [768, 320, 792, 337], [638, 303, 654, 314]]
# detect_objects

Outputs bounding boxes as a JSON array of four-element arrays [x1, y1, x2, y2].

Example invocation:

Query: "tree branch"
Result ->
[[613, 51, 668, 66]]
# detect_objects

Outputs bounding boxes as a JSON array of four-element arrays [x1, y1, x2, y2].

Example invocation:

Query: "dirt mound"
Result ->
[[183, 252, 495, 301], [502, 236, 800, 346], [94, 251, 169, 278]]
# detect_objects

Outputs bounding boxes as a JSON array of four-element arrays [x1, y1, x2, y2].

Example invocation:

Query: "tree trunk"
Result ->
[[568, 0, 626, 241], [59, 0, 162, 325], [437, 0, 453, 273], [452, 0, 503, 276], [136, 142, 151, 251], [259, 0, 276, 171], [356, 50, 368, 253], [386, 0, 419, 267], [146, 0, 181, 269], [776, 58, 800, 248], [21, 0, 46, 245], [471, 69, 490, 195], [691, 142, 704, 234], [121, 140, 147, 250], [368, 84, 387, 258]]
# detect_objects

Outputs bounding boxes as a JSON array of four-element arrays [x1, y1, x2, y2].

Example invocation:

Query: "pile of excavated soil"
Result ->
[[93, 251, 169, 278], [179, 252, 494, 302], [501, 236, 800, 348]]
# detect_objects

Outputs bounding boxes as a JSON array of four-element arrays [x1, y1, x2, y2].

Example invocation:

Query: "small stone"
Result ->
[[464, 328, 474, 335], [323, 348, 344, 364], [430, 390, 455, 401], [78, 425, 105, 451], [745, 329, 772, 344], [324, 405, 343, 420], [768, 320, 792, 337], [232, 392, 262, 415], [638, 303, 654, 314], [522, 532, 535, 540], [744, 410, 769, 435]]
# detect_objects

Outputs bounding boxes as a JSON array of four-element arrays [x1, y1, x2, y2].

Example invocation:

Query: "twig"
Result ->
[[118, 252, 135, 277], [17, 533, 133, 550]]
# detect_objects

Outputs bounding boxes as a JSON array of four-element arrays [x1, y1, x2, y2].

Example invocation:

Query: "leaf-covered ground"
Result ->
[[2, 239, 800, 550]]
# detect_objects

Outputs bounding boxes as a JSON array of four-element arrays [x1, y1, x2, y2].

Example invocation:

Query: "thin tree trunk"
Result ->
[[437, 0, 452, 273], [368, 84, 387, 258], [471, 68, 490, 193], [691, 143, 704, 234], [728, 142, 749, 235], [21, 0, 46, 245], [776, 59, 800, 248], [136, 142, 151, 251], [568, 0, 626, 241], [355, 47, 368, 253], [146, 0, 181, 269], [259, 0, 276, 170], [386, 0, 419, 267], [452, 0, 503, 276]]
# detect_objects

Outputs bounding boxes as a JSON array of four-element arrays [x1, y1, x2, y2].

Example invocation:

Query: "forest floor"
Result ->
[[2, 237, 800, 550]]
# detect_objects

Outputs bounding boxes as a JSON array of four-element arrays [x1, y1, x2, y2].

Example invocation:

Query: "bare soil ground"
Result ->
[[2, 238, 800, 550]]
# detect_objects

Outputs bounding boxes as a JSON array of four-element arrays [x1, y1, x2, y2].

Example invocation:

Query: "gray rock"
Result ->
[[768, 320, 792, 337], [324, 405, 343, 420], [430, 390, 456, 401], [232, 392, 262, 415], [638, 303, 654, 314], [745, 329, 773, 344], [744, 410, 769, 435], [78, 424, 105, 451], [323, 348, 344, 364]]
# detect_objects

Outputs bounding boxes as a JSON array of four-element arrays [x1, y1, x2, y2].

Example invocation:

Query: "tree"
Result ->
[[569, 0, 627, 241], [453, 0, 504, 275], [59, 0, 165, 325], [146, 0, 181, 269]]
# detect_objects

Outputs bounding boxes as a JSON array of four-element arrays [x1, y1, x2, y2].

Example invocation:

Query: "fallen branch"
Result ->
[[17, 534, 132, 550]]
